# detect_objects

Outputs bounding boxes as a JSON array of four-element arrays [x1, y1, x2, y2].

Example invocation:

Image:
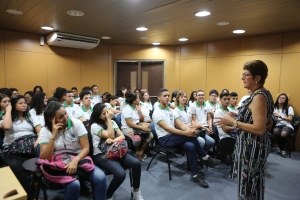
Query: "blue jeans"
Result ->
[[64, 165, 107, 200], [159, 134, 207, 175], [197, 134, 215, 151], [94, 153, 141, 198]]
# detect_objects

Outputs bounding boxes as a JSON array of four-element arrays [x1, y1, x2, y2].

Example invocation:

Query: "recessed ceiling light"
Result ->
[[140, 37, 148, 40], [179, 38, 188, 41], [101, 36, 111, 39], [136, 27, 148, 31], [233, 30, 245, 34], [152, 42, 160, 45], [6, 9, 23, 15], [67, 10, 84, 17], [195, 11, 211, 17], [41, 26, 54, 30], [217, 22, 229, 26]]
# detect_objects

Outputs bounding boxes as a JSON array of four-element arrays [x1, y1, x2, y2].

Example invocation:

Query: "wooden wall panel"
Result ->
[[46, 45, 81, 57], [179, 59, 207, 98], [5, 51, 48, 95], [4, 30, 47, 53], [283, 32, 300, 53], [207, 39, 240, 58], [206, 57, 240, 97], [81, 44, 109, 58], [0, 30, 3, 50], [0, 50, 4, 87], [240, 34, 282, 55], [180, 43, 207, 59], [239, 55, 281, 99], [81, 56, 109, 94], [46, 54, 81, 96]]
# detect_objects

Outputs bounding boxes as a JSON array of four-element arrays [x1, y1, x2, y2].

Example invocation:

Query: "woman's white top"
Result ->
[[274, 106, 294, 130], [29, 108, 45, 128]]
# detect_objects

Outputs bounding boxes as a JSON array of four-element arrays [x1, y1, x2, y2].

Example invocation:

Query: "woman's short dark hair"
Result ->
[[24, 91, 34, 97], [31, 92, 46, 115], [243, 60, 268, 85], [33, 85, 43, 93], [89, 103, 107, 130], [53, 87, 67, 102], [274, 93, 289, 116], [44, 102, 64, 132], [0, 93, 10, 104], [125, 92, 138, 105], [11, 95, 28, 121]]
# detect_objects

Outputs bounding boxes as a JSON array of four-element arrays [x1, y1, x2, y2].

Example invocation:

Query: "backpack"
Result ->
[[7, 134, 37, 156], [38, 153, 94, 184]]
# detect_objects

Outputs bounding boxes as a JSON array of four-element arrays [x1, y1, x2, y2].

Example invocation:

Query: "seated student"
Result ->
[[9, 88, 19, 97], [116, 87, 127, 105], [74, 90, 93, 124], [217, 89, 229, 104], [1, 95, 37, 200], [102, 92, 111, 104], [39, 102, 107, 200], [169, 90, 177, 109], [33, 85, 43, 94], [0, 94, 10, 148], [141, 91, 153, 113], [188, 91, 197, 107], [214, 92, 237, 140], [104, 95, 122, 118], [63, 90, 80, 118], [71, 87, 80, 105], [273, 93, 294, 158], [24, 91, 34, 110], [227, 92, 239, 114], [174, 91, 205, 149], [121, 92, 153, 161], [53, 87, 67, 103], [90, 103, 144, 200], [47, 97, 59, 105], [153, 88, 220, 188], [91, 85, 103, 106], [29, 92, 47, 149], [189, 90, 216, 151], [134, 88, 142, 99], [237, 89, 251, 108], [206, 89, 220, 118]]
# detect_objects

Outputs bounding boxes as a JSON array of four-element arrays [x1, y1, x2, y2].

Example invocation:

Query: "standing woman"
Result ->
[[1, 95, 37, 200], [215, 60, 274, 200], [39, 102, 107, 200], [273, 93, 294, 158], [90, 103, 144, 200]]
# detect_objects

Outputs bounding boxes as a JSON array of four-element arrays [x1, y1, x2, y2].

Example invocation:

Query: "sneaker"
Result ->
[[131, 188, 144, 200], [276, 149, 282, 154], [281, 150, 288, 158], [190, 174, 209, 188], [200, 156, 221, 168], [198, 170, 205, 178], [107, 198, 113, 200]]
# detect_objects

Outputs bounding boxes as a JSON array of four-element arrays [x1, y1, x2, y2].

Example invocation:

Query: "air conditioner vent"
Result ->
[[57, 33, 99, 44]]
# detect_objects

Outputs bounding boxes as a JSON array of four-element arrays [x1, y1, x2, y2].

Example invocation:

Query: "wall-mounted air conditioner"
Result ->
[[46, 32, 100, 50]]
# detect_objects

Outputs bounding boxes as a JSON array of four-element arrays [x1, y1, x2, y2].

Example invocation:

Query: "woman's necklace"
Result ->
[[252, 85, 264, 94]]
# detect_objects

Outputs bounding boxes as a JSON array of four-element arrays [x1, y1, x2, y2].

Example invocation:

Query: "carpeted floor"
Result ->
[[45, 148, 300, 200]]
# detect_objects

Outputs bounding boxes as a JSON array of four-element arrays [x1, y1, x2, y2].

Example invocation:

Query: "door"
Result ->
[[115, 61, 164, 104]]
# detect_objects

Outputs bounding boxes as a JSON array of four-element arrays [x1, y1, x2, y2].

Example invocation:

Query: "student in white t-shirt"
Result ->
[[228, 92, 239, 114], [214, 92, 236, 140], [39, 102, 107, 200], [90, 103, 144, 200], [104, 95, 122, 118], [273, 93, 294, 158], [141, 91, 153, 113], [63, 90, 80, 119], [206, 89, 220, 118], [237, 90, 251, 108], [71, 87, 80, 105], [121, 92, 153, 161], [116, 87, 127, 105], [91, 85, 102, 106], [188, 91, 197, 107], [74, 90, 93, 123], [152, 88, 220, 188]]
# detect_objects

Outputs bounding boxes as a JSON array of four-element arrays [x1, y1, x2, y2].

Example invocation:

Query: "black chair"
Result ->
[[147, 122, 189, 181], [217, 137, 236, 177], [286, 115, 300, 157]]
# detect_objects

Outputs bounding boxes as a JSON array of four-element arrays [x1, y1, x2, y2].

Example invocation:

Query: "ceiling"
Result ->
[[0, 0, 300, 45]]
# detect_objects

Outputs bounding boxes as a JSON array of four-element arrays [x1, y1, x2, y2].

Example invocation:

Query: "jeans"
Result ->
[[64, 165, 107, 200], [273, 125, 294, 150], [197, 134, 215, 152], [94, 153, 141, 198], [159, 134, 207, 175]]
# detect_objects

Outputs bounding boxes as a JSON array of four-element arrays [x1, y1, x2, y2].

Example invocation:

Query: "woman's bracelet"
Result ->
[[75, 156, 81, 161]]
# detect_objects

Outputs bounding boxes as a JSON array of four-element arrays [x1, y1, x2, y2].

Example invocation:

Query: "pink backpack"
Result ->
[[38, 153, 94, 184]]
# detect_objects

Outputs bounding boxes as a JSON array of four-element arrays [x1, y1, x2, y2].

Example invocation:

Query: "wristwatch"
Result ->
[[233, 120, 238, 127]]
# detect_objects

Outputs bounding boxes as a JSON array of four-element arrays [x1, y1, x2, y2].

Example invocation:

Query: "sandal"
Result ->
[[142, 153, 147, 159]]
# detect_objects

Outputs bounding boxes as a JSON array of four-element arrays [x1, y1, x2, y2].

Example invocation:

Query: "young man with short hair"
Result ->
[[91, 85, 102, 107], [214, 92, 236, 140], [152, 88, 220, 188], [206, 89, 220, 118], [71, 87, 80, 105], [228, 92, 239, 114], [74, 90, 93, 122], [189, 90, 216, 151], [63, 90, 80, 118]]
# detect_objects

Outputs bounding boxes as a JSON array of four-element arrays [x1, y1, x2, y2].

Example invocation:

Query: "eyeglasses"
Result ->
[[242, 73, 252, 78], [197, 94, 204, 96]]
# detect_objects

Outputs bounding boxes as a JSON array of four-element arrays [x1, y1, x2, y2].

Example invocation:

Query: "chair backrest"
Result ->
[[116, 114, 122, 129], [150, 122, 159, 144], [219, 137, 236, 155], [292, 115, 300, 131]]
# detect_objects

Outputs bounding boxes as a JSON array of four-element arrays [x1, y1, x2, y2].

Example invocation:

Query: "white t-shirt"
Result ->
[[29, 108, 45, 128], [152, 104, 179, 138], [142, 101, 153, 112], [120, 100, 128, 111], [121, 104, 140, 129], [39, 118, 87, 155], [91, 94, 102, 108], [73, 95, 80, 103], [238, 95, 250, 107], [63, 102, 80, 119], [141, 102, 151, 122], [174, 106, 191, 126], [104, 103, 120, 118], [227, 105, 238, 114], [74, 106, 93, 121], [0, 116, 35, 146], [189, 101, 210, 127], [206, 100, 220, 112], [214, 107, 231, 140], [90, 120, 119, 155], [274, 106, 294, 130], [153, 102, 160, 110]]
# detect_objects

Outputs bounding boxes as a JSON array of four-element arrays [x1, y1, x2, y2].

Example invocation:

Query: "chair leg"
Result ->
[[128, 169, 133, 198], [35, 175, 42, 200], [229, 154, 234, 177], [147, 150, 159, 171]]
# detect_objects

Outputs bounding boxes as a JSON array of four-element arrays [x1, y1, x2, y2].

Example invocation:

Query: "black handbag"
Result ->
[[196, 128, 206, 139], [133, 128, 150, 135]]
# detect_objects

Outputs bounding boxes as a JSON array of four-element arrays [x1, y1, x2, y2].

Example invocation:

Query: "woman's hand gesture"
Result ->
[[214, 113, 235, 126]]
